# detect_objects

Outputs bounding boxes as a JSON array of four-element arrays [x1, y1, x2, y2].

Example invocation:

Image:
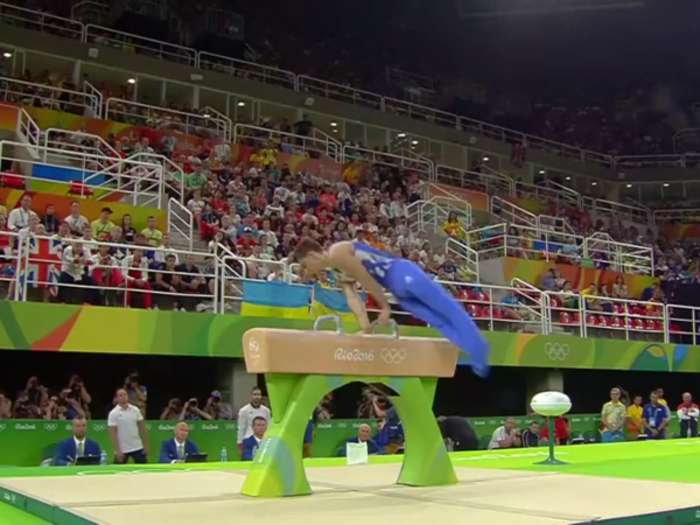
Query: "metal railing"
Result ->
[[491, 196, 538, 229], [582, 196, 652, 226], [582, 232, 654, 276], [4, 3, 692, 173], [0, 75, 99, 117], [232, 123, 342, 162], [445, 237, 479, 281], [167, 198, 194, 251], [435, 164, 513, 196], [652, 208, 700, 225], [515, 180, 583, 210], [104, 98, 232, 142], [42, 128, 118, 159], [343, 145, 435, 179], [0, 139, 166, 207]]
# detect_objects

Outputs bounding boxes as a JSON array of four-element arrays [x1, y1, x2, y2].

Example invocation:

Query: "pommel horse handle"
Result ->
[[312, 315, 399, 339]]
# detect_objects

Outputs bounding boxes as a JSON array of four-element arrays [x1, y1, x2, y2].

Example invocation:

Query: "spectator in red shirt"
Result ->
[[317, 208, 332, 226], [540, 416, 570, 445], [200, 204, 220, 242], [237, 227, 257, 251]]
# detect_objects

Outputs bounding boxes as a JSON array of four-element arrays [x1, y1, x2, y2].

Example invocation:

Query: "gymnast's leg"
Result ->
[[388, 260, 490, 377]]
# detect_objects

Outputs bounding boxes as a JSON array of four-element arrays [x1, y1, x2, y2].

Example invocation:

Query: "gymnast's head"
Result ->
[[293, 238, 327, 272]]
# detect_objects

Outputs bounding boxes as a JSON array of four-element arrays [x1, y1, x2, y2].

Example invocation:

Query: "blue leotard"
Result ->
[[350, 241, 396, 288]]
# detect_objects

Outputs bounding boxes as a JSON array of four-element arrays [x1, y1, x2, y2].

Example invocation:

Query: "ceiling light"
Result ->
[[591, 181, 598, 187], [330, 122, 337, 127], [663, 183, 670, 188], [2, 52, 11, 59], [625, 184, 632, 188], [397, 133, 406, 138], [237, 101, 245, 107], [127, 78, 136, 84], [411, 140, 418, 145]]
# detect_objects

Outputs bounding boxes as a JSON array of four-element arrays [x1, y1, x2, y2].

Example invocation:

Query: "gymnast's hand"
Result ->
[[377, 306, 392, 327]]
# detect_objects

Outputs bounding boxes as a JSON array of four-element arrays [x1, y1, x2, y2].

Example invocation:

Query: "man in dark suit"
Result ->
[[54, 417, 101, 466], [437, 416, 478, 451], [159, 421, 201, 463], [241, 416, 267, 461]]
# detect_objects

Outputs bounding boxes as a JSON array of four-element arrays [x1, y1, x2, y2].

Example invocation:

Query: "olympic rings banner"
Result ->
[[1, 302, 700, 373]]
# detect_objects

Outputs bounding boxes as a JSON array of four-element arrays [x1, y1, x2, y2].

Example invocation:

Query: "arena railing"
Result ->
[[82, 80, 104, 119], [14, 105, 41, 151], [104, 98, 232, 142], [546, 291, 666, 342], [342, 145, 435, 181], [0, 230, 23, 301], [166, 198, 194, 251], [232, 123, 342, 163], [490, 196, 539, 229], [0, 75, 100, 118], [582, 196, 652, 226], [537, 214, 578, 237], [435, 164, 513, 196], [515, 180, 583, 210], [408, 183, 473, 232], [582, 232, 654, 276], [0, 2, 84, 40], [652, 208, 700, 225], [15, 234, 219, 310], [128, 151, 186, 203], [0, 139, 166, 208], [445, 237, 480, 282], [84, 23, 197, 66], [42, 128, 119, 160], [5, 5, 700, 174], [199, 51, 297, 91]]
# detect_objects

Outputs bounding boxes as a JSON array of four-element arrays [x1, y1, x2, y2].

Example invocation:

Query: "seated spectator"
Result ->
[[341, 423, 385, 456], [120, 214, 137, 243], [40, 204, 60, 234], [540, 269, 558, 291], [8, 195, 37, 231], [612, 275, 629, 299], [487, 418, 521, 449], [174, 255, 205, 311], [596, 284, 614, 314], [159, 421, 201, 464], [558, 281, 579, 310], [91, 207, 115, 240], [64, 201, 89, 236], [581, 283, 602, 312], [200, 204, 220, 242], [53, 418, 101, 466], [91, 245, 123, 306], [540, 415, 570, 445], [122, 248, 153, 309], [241, 416, 268, 461], [520, 421, 541, 447], [153, 254, 186, 310], [204, 391, 233, 420], [677, 392, 699, 438], [141, 216, 163, 247]]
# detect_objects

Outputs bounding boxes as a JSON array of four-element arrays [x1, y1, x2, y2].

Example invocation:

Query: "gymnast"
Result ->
[[293, 238, 490, 377]]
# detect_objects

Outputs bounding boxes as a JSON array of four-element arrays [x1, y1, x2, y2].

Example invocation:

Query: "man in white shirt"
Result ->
[[108, 388, 150, 463], [8, 194, 37, 231], [58, 241, 94, 304], [64, 201, 89, 236], [487, 418, 521, 450], [237, 387, 271, 454]]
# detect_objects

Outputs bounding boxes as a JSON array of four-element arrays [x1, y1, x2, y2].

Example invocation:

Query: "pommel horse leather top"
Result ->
[[242, 316, 459, 378]]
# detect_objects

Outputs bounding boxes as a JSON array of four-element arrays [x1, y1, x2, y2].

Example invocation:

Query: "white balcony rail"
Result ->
[[652, 208, 700, 226], [129, 151, 186, 202], [15, 106, 40, 150], [4, 4, 700, 174], [232, 123, 342, 162], [42, 127, 118, 159], [343, 145, 435, 179], [515, 180, 583, 210], [445, 237, 479, 281], [104, 98, 231, 142], [582, 232, 654, 276], [0, 75, 98, 117], [17, 234, 218, 310], [82, 80, 104, 119], [537, 214, 577, 236], [583, 197, 652, 225], [435, 164, 513, 196], [0, 2, 84, 39], [167, 198, 193, 251], [491, 196, 538, 229], [198, 51, 297, 90], [0, 140, 165, 207], [84, 24, 197, 66]]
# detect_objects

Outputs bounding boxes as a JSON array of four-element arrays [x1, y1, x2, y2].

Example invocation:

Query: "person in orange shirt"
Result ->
[[343, 164, 359, 187], [626, 395, 644, 438]]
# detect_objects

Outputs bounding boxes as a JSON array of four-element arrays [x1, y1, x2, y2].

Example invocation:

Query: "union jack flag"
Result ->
[[19, 236, 63, 297]]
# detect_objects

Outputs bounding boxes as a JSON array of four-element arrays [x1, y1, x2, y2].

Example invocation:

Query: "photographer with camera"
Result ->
[[13, 377, 47, 419], [66, 375, 92, 419], [160, 398, 184, 420], [25, 376, 48, 410], [47, 389, 86, 420], [0, 390, 12, 420], [179, 398, 213, 421], [124, 372, 147, 417], [204, 391, 233, 420], [357, 386, 386, 419]]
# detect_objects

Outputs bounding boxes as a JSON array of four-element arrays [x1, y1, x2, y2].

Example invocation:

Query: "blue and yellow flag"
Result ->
[[311, 283, 365, 324], [241, 281, 310, 319]]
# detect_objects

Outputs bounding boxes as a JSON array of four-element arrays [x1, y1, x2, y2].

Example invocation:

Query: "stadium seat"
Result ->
[[1, 171, 25, 189], [67, 180, 94, 198]]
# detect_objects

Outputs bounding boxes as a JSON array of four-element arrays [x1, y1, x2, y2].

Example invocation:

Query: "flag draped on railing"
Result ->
[[19, 236, 62, 298]]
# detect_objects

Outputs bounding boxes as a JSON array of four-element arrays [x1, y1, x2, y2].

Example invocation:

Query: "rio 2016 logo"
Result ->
[[334, 348, 375, 362]]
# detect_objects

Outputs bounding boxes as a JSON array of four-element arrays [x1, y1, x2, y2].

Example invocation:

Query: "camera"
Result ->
[[189, 399, 198, 408]]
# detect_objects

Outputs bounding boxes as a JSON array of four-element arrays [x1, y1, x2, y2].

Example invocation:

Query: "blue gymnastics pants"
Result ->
[[387, 259, 490, 377]]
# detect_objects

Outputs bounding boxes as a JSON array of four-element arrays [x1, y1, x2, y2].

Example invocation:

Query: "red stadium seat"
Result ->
[[586, 314, 599, 326], [67, 180, 94, 198], [1, 171, 25, 189]]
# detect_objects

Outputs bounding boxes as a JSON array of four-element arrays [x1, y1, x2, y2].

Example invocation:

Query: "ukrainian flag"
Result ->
[[311, 284, 365, 324], [241, 281, 311, 318]]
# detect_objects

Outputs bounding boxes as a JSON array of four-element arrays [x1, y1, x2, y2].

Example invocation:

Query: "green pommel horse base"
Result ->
[[240, 316, 460, 498]]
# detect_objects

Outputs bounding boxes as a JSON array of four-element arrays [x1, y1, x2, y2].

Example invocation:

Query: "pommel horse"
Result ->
[[240, 316, 460, 498]]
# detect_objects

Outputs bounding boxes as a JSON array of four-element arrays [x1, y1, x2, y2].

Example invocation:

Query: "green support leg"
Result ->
[[241, 374, 458, 498]]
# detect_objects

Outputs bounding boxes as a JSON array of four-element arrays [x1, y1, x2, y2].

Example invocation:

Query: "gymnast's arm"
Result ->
[[328, 243, 392, 321], [339, 281, 372, 332]]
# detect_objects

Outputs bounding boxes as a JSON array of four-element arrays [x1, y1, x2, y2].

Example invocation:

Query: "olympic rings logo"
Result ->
[[545, 343, 570, 361], [44, 424, 58, 431], [381, 348, 407, 364], [92, 424, 107, 432], [0, 424, 6, 432], [225, 424, 236, 430]]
